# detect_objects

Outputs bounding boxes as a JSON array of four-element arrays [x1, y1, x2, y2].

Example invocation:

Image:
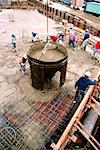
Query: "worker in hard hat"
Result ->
[[32, 32, 39, 42], [57, 30, 65, 41], [93, 39, 100, 56], [82, 29, 90, 50], [74, 71, 96, 103], [62, 19, 68, 26], [19, 54, 27, 74], [69, 27, 75, 48], [11, 34, 16, 49], [50, 35, 58, 42]]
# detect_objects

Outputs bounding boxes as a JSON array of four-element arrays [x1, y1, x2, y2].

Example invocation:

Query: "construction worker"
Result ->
[[93, 40, 100, 55], [69, 28, 75, 48], [82, 29, 90, 50], [19, 54, 27, 74], [49, 35, 64, 45], [65, 23, 74, 34], [74, 71, 96, 103], [62, 19, 68, 26], [11, 34, 16, 49], [50, 35, 58, 42], [57, 30, 65, 41], [32, 32, 39, 42]]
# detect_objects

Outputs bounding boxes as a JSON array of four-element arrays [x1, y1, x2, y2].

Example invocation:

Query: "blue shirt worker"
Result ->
[[83, 29, 90, 41], [74, 71, 96, 103], [82, 29, 90, 50]]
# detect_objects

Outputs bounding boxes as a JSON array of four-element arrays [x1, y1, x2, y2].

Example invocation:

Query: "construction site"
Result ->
[[0, 0, 100, 150]]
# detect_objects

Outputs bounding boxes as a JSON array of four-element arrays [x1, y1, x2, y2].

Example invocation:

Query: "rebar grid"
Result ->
[[0, 90, 73, 150]]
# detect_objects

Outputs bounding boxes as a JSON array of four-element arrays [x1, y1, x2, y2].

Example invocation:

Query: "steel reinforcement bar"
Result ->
[[51, 71, 100, 150]]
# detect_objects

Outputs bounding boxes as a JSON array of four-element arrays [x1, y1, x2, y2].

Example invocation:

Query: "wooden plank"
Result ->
[[51, 71, 100, 150], [75, 124, 99, 150], [76, 120, 100, 147]]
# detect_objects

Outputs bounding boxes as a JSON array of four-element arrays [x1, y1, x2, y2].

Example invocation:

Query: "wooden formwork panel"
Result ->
[[73, 17, 80, 27], [79, 19, 86, 29], [49, 7, 54, 18], [63, 12, 66, 20], [91, 28, 100, 37], [28, 1, 100, 37], [98, 31, 100, 37], [64, 12, 69, 21], [42, 4, 46, 15], [47, 7, 52, 18], [61, 12, 65, 19], [89, 27, 96, 35], [67, 13, 75, 23]]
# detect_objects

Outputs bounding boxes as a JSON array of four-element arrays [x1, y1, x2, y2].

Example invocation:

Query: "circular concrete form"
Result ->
[[28, 42, 68, 90]]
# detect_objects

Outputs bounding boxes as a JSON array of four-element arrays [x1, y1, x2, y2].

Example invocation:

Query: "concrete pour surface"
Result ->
[[0, 9, 100, 107]]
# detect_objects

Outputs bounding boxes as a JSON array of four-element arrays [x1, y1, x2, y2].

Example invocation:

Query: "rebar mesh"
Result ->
[[0, 90, 73, 150]]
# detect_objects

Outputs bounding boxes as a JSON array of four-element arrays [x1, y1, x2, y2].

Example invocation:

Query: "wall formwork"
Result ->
[[0, 0, 11, 6]]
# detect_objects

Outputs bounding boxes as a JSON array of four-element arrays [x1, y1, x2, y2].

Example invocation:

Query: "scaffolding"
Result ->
[[51, 71, 100, 150]]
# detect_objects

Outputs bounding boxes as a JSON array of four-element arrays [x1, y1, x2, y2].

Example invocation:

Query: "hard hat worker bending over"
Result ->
[[74, 71, 96, 103], [19, 54, 27, 74], [32, 32, 39, 43]]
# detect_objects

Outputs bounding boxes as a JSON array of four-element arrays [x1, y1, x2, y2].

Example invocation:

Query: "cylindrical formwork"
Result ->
[[28, 42, 68, 90]]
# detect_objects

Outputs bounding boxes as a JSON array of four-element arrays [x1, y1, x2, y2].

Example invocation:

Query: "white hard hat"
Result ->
[[12, 34, 15, 37], [59, 40, 63, 45], [84, 71, 91, 77], [23, 54, 27, 59], [86, 29, 89, 32]]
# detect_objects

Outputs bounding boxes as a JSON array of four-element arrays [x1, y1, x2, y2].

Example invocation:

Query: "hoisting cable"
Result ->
[[47, 0, 49, 42], [38, 0, 50, 59]]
